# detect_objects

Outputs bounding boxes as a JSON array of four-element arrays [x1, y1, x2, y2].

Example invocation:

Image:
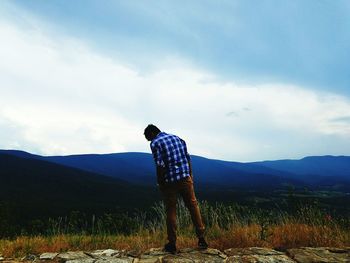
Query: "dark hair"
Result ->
[[144, 124, 161, 140]]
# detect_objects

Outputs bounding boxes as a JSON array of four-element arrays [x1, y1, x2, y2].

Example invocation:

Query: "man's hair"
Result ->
[[144, 124, 161, 139]]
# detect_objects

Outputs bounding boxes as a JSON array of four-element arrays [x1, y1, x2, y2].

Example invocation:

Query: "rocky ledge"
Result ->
[[1, 247, 349, 263]]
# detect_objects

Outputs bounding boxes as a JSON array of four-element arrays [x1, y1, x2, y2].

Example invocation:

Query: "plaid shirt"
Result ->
[[150, 132, 191, 183]]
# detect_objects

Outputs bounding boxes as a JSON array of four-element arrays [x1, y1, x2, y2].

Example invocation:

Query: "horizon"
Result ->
[[1, 1, 350, 162], [1, 148, 349, 164]]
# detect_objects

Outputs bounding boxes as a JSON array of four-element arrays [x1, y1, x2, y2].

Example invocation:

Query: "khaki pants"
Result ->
[[159, 176, 205, 244]]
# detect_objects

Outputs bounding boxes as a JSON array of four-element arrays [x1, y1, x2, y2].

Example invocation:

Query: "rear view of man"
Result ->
[[144, 124, 208, 253]]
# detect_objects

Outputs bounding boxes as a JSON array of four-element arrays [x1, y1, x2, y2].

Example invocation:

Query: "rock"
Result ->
[[40, 252, 59, 260], [0, 255, 4, 261], [136, 255, 162, 263], [57, 251, 92, 261], [94, 258, 134, 263], [87, 249, 122, 258], [143, 247, 170, 257], [163, 248, 227, 263], [287, 247, 350, 263], [200, 248, 227, 259], [142, 247, 228, 262], [18, 246, 350, 263], [66, 259, 96, 263], [225, 247, 295, 263], [20, 254, 37, 261], [162, 255, 193, 263], [127, 249, 142, 258], [225, 247, 285, 256]]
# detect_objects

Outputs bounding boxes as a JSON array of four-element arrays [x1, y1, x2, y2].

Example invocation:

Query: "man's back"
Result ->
[[144, 124, 208, 252], [150, 132, 191, 183]]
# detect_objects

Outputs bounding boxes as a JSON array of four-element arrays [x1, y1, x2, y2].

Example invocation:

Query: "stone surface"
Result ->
[[66, 259, 96, 263], [57, 251, 91, 261], [163, 248, 227, 263], [287, 247, 350, 263], [40, 252, 59, 260], [94, 258, 134, 263], [20, 254, 37, 261], [143, 248, 170, 257], [87, 249, 123, 258], [127, 250, 142, 258], [2, 246, 350, 263], [136, 255, 162, 263], [225, 247, 285, 256], [225, 247, 295, 263]]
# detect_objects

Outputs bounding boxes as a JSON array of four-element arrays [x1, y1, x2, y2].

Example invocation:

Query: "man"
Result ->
[[144, 124, 208, 254]]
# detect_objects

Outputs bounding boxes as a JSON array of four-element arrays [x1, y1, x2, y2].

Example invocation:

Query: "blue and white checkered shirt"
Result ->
[[150, 132, 191, 183]]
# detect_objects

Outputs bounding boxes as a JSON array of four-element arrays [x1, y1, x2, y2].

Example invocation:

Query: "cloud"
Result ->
[[1, 15, 350, 161], [226, 111, 239, 117], [331, 116, 350, 123], [6, 0, 350, 95]]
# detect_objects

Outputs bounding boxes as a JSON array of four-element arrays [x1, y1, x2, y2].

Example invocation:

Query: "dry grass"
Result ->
[[1, 223, 349, 258], [1, 200, 349, 257]]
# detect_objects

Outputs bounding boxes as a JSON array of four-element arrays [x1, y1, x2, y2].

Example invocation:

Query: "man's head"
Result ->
[[144, 124, 161, 141]]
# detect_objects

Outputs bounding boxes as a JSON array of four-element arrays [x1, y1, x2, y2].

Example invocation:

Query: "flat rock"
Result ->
[[287, 247, 350, 263], [16, 246, 350, 263], [226, 254, 296, 263], [87, 249, 123, 258], [40, 252, 59, 260], [225, 247, 295, 263], [66, 259, 96, 263], [57, 251, 91, 261], [163, 248, 227, 263], [143, 248, 170, 257], [127, 250, 142, 258], [21, 254, 37, 261], [94, 258, 134, 263], [136, 255, 162, 263], [225, 247, 285, 256]]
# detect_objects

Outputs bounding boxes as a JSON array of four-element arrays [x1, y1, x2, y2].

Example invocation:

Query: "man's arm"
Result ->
[[188, 159, 193, 179], [181, 139, 193, 179], [156, 165, 167, 186], [151, 143, 166, 186]]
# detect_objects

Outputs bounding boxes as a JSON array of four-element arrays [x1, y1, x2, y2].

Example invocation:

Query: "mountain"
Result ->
[[1, 150, 349, 190], [0, 150, 309, 189], [1, 150, 349, 237], [0, 153, 158, 218], [253, 156, 350, 185]]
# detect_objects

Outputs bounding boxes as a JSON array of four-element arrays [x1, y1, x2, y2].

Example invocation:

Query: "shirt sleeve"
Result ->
[[150, 142, 165, 167], [181, 139, 191, 161]]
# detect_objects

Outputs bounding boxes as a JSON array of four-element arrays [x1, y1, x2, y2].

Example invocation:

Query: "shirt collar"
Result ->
[[151, 131, 165, 143]]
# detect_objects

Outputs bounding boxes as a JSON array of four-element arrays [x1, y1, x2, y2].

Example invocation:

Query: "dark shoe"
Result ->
[[164, 242, 177, 254], [198, 237, 208, 249]]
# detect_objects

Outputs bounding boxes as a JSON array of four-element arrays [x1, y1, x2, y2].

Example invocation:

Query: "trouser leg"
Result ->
[[161, 187, 177, 244], [179, 177, 205, 238]]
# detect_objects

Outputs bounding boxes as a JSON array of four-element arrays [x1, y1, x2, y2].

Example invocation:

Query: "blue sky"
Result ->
[[0, 0, 350, 161]]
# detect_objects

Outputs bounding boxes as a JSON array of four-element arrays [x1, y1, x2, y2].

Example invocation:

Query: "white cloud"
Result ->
[[1, 16, 350, 161]]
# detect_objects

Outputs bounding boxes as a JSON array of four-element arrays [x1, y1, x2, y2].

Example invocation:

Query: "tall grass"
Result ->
[[0, 200, 349, 258]]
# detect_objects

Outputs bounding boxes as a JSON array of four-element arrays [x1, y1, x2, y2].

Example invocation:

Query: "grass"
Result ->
[[0, 200, 349, 258]]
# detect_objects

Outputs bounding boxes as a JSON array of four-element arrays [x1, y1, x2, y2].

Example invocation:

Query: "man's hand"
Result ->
[[189, 160, 193, 180], [156, 165, 167, 186]]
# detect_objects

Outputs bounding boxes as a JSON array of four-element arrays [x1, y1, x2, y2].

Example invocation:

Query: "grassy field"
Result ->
[[0, 200, 349, 258]]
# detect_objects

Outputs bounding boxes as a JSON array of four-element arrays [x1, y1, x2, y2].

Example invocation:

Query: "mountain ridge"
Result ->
[[1, 149, 349, 189]]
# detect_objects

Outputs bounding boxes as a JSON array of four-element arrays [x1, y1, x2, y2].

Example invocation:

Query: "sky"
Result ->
[[0, 0, 350, 162]]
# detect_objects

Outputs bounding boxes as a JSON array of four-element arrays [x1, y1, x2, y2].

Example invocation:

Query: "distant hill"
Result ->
[[1, 150, 350, 237], [2, 149, 349, 190], [0, 150, 305, 189], [0, 153, 158, 218], [253, 156, 350, 187]]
